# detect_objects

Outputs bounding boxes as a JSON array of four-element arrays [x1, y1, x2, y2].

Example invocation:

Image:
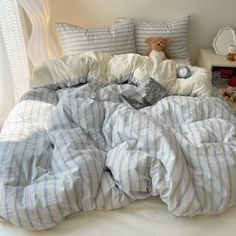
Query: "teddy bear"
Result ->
[[144, 36, 172, 63]]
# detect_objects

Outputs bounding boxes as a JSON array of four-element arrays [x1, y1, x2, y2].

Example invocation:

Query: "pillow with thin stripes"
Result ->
[[114, 15, 190, 59], [56, 18, 135, 56]]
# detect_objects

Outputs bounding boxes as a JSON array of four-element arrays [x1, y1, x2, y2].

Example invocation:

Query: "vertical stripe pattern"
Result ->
[[0, 83, 236, 231]]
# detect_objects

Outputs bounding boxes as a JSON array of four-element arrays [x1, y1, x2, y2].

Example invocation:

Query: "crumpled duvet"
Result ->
[[0, 52, 235, 231], [30, 51, 212, 96], [0, 83, 235, 230]]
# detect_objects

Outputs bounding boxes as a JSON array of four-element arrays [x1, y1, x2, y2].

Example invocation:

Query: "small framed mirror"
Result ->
[[213, 27, 236, 56]]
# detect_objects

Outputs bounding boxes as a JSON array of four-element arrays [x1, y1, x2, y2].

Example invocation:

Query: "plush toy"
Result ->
[[144, 36, 172, 63], [219, 86, 235, 107], [227, 45, 236, 61], [227, 53, 236, 61]]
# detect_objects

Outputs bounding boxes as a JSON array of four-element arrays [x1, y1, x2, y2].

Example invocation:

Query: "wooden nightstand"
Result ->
[[197, 49, 236, 112]]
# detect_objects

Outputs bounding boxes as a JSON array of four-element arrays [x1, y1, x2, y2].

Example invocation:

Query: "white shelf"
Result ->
[[197, 49, 236, 70], [197, 48, 236, 112]]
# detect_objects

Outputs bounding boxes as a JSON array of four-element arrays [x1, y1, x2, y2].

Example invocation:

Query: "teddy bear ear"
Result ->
[[163, 37, 172, 44], [145, 37, 155, 45]]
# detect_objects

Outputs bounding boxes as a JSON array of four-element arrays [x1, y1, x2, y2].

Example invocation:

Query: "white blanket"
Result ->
[[30, 51, 212, 96]]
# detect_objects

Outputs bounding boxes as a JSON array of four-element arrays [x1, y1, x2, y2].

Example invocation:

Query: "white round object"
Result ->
[[177, 66, 191, 79]]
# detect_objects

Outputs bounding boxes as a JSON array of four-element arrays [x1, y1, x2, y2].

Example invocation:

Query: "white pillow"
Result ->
[[114, 15, 190, 59], [56, 18, 135, 56]]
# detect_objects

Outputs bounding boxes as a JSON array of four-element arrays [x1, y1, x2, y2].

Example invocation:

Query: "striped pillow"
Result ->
[[114, 15, 190, 59], [56, 18, 135, 56]]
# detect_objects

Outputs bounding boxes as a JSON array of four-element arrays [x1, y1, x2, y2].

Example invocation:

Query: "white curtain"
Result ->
[[0, 28, 15, 127], [0, 0, 29, 127], [19, 0, 60, 66]]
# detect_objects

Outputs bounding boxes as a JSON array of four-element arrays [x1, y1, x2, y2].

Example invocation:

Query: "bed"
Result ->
[[0, 7, 236, 235]]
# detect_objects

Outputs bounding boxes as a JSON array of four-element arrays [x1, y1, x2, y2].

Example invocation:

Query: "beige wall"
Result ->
[[28, 0, 236, 64]]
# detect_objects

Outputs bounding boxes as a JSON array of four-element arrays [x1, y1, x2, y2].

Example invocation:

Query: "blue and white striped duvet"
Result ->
[[0, 83, 236, 230]]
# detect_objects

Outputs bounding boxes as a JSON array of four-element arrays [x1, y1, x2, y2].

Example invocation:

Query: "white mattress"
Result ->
[[0, 197, 236, 236]]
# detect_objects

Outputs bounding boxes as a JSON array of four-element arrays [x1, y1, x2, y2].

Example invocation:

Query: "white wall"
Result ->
[[48, 0, 236, 64]]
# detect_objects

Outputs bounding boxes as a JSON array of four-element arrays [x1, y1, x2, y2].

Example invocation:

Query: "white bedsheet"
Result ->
[[0, 197, 235, 236]]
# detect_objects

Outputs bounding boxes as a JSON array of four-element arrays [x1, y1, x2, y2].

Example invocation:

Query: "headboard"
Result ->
[[22, 0, 236, 66]]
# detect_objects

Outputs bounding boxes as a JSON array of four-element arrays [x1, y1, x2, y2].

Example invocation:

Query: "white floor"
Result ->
[[0, 197, 236, 236]]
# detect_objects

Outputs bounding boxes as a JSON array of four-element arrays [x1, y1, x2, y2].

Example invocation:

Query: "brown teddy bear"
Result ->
[[144, 36, 172, 63]]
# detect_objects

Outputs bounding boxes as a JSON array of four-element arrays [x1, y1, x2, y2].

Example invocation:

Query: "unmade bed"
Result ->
[[0, 51, 236, 232], [1, 7, 236, 234]]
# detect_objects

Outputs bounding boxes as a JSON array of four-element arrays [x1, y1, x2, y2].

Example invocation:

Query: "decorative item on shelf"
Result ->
[[212, 71, 221, 83], [219, 86, 235, 107], [213, 27, 236, 56], [226, 45, 236, 61], [212, 66, 236, 84], [177, 66, 192, 79], [228, 77, 236, 87]]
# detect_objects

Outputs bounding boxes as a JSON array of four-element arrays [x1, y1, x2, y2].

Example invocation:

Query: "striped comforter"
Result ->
[[0, 81, 236, 230]]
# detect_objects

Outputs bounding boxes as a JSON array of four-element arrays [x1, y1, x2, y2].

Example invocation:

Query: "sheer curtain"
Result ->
[[0, 28, 15, 127], [19, 0, 60, 66], [0, 0, 29, 127], [0, 0, 60, 127]]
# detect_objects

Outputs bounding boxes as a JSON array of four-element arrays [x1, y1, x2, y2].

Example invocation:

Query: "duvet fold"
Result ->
[[30, 51, 212, 97]]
